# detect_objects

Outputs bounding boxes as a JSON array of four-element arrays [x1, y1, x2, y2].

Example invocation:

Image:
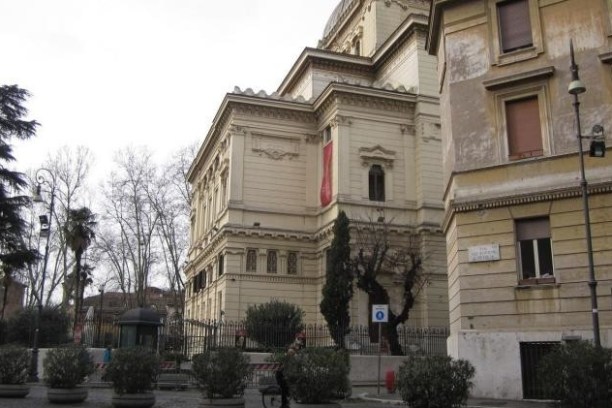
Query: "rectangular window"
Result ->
[[287, 252, 298, 275], [267, 250, 278, 274], [498, 0, 532, 53], [516, 217, 554, 282], [323, 126, 332, 144], [218, 254, 224, 276], [505, 96, 543, 160], [368, 165, 385, 201], [246, 249, 257, 273]]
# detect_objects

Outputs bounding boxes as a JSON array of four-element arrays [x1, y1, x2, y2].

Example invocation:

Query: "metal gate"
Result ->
[[520, 341, 559, 399]]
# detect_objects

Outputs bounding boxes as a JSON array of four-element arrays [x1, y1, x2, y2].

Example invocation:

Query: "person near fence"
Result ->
[[103, 345, 112, 363], [275, 345, 296, 408]]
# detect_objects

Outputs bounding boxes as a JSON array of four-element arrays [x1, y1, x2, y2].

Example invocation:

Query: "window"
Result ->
[[287, 252, 298, 275], [505, 96, 543, 160], [246, 249, 257, 273], [497, 0, 532, 53], [323, 126, 332, 144], [218, 254, 224, 276], [267, 250, 278, 274], [490, 0, 543, 65], [325, 249, 332, 274], [516, 217, 554, 281], [368, 165, 385, 201]]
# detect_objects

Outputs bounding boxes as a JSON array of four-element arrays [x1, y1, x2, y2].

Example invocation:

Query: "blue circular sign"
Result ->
[[375, 311, 385, 320]]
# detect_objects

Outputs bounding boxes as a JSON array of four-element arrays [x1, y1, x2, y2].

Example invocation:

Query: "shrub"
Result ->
[[6, 307, 70, 347], [0, 345, 30, 385], [192, 348, 252, 399], [397, 355, 475, 408], [43, 345, 94, 388], [104, 347, 160, 395], [284, 347, 350, 404], [538, 341, 612, 408], [245, 300, 304, 349]]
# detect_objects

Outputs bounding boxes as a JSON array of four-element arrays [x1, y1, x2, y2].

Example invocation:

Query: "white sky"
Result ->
[[2, 0, 339, 180]]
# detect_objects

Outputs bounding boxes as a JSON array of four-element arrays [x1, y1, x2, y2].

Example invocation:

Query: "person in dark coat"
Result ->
[[275, 346, 296, 408]]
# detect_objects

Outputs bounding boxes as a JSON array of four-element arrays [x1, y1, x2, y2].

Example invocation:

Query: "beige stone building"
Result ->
[[184, 0, 449, 337], [428, 0, 612, 400]]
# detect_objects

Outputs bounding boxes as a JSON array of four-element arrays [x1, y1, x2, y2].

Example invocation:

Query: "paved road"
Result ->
[[3, 385, 551, 408]]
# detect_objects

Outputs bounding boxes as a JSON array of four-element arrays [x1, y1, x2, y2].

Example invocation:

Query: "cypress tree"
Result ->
[[320, 210, 352, 348]]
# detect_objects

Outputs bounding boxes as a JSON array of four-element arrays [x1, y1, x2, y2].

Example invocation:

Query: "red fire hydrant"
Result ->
[[385, 370, 396, 393]]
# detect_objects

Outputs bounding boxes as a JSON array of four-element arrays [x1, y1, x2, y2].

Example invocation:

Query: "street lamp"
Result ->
[[30, 167, 56, 381], [97, 283, 106, 347], [568, 40, 606, 347]]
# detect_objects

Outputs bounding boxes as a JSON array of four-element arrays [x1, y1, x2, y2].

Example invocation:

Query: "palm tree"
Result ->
[[64, 206, 96, 333]]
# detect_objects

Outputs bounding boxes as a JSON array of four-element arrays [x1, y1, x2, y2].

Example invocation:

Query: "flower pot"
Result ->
[[201, 397, 245, 407], [0, 383, 30, 398], [47, 386, 88, 403], [112, 392, 156, 408]]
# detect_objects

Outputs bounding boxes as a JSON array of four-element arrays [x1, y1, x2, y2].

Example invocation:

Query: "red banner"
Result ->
[[320, 142, 333, 206]]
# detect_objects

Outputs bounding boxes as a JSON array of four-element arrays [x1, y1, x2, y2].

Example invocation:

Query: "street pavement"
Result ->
[[2, 384, 553, 408]]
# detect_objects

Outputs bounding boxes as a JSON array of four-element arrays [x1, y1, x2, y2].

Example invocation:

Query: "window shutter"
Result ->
[[498, 0, 532, 52], [516, 218, 550, 240], [505, 96, 542, 159]]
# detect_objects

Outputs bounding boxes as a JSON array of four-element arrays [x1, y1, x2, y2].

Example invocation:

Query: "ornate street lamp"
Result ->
[[30, 167, 56, 381], [568, 40, 606, 347]]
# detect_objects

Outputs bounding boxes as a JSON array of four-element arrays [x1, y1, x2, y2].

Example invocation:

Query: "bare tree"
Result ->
[[99, 147, 160, 307], [18, 147, 93, 309], [148, 144, 196, 316], [350, 219, 431, 355]]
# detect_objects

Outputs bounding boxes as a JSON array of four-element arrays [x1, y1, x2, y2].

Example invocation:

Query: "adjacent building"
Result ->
[[428, 0, 612, 399], [184, 0, 449, 338]]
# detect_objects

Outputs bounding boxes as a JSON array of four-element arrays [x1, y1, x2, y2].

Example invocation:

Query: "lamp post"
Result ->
[[568, 40, 606, 347], [30, 167, 56, 381], [97, 283, 106, 347]]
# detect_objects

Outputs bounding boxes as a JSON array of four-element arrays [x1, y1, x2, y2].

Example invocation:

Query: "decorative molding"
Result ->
[[400, 124, 415, 135], [359, 144, 397, 167], [304, 133, 321, 144], [233, 104, 315, 124], [224, 272, 318, 286], [330, 114, 353, 128], [449, 182, 612, 214], [252, 134, 300, 160]]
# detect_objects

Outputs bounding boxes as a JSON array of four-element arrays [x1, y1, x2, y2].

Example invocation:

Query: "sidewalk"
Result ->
[[5, 384, 553, 408], [353, 386, 553, 408]]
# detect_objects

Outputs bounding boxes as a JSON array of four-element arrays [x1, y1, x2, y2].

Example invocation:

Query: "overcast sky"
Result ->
[[2, 0, 339, 180]]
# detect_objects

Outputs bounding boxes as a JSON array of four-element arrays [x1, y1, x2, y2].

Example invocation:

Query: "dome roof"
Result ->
[[117, 307, 162, 326], [323, 0, 356, 40]]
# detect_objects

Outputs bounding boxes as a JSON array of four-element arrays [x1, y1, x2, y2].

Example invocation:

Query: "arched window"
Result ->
[[287, 252, 298, 275], [246, 249, 257, 273], [267, 250, 278, 274], [368, 165, 385, 201]]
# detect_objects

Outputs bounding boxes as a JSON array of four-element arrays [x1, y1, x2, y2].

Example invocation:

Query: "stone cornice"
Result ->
[[483, 66, 555, 90], [277, 47, 372, 96], [373, 12, 429, 71], [442, 182, 612, 231], [314, 82, 416, 120]]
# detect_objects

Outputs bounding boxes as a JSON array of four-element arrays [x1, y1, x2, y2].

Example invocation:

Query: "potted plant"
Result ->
[[284, 347, 350, 407], [43, 345, 94, 403], [0, 345, 31, 398], [192, 348, 253, 408], [104, 347, 160, 408]]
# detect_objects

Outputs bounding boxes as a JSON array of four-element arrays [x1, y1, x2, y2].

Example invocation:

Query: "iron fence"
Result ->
[[180, 320, 449, 357], [13, 317, 448, 358]]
